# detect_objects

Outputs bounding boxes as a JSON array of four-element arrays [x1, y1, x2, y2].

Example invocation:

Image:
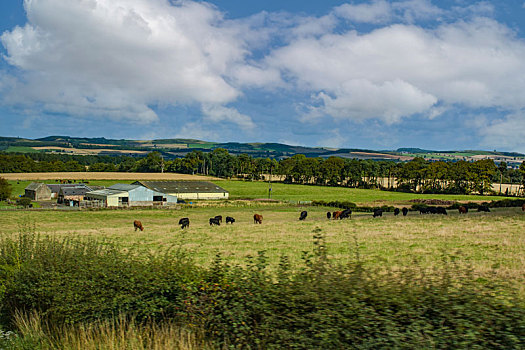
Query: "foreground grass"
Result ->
[[1, 205, 524, 296]]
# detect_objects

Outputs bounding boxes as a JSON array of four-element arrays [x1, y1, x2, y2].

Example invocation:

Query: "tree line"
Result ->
[[1, 150, 524, 195]]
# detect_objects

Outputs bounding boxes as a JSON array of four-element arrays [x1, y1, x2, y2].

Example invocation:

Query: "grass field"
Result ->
[[215, 180, 509, 205], [2, 204, 524, 296]]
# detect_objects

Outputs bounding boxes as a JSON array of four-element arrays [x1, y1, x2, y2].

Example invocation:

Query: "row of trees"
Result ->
[[2, 150, 525, 195]]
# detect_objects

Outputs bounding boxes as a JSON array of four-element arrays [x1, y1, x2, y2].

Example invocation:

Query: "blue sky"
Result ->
[[1, 1, 525, 152]]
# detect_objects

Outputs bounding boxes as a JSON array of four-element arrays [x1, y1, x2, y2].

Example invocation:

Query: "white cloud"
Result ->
[[334, 0, 443, 24], [480, 111, 525, 152], [0, 0, 250, 122], [266, 17, 525, 123], [201, 104, 255, 129]]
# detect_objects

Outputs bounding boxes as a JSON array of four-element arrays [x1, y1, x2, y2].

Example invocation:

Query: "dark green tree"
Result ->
[[0, 177, 12, 200]]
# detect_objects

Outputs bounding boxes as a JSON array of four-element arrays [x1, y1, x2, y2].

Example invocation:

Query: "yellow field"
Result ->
[[0, 172, 220, 181]]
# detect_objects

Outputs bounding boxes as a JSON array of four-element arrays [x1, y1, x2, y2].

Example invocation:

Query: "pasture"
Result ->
[[2, 204, 524, 296]]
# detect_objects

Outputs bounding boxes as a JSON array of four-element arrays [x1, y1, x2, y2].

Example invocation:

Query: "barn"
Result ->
[[132, 181, 229, 200], [24, 182, 52, 200], [84, 183, 177, 207], [57, 184, 93, 205]]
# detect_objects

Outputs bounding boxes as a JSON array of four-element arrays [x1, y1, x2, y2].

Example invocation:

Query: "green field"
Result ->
[[4, 146, 42, 153], [214, 180, 508, 205], [2, 204, 524, 296]]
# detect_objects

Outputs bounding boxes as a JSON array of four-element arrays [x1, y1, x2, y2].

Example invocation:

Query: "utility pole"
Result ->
[[268, 164, 272, 199]]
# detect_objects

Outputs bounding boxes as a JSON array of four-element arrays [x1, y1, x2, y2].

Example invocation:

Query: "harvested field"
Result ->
[[0, 172, 220, 181]]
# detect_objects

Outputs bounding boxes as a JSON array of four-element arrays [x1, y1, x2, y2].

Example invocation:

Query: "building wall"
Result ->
[[127, 187, 177, 203], [25, 186, 52, 200], [171, 192, 228, 200]]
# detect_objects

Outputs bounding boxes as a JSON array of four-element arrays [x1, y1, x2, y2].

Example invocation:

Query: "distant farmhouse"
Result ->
[[132, 181, 229, 200], [84, 183, 177, 208], [57, 184, 93, 205], [24, 182, 52, 200]]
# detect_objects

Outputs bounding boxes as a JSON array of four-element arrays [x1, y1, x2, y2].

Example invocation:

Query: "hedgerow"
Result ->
[[0, 227, 523, 349]]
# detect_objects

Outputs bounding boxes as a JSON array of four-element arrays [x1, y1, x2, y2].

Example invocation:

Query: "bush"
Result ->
[[1, 228, 524, 348], [0, 177, 11, 201]]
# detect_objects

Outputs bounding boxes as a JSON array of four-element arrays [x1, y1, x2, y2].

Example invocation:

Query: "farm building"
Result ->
[[24, 182, 52, 200], [132, 181, 229, 200], [57, 184, 93, 205], [84, 183, 177, 207], [48, 183, 100, 199]]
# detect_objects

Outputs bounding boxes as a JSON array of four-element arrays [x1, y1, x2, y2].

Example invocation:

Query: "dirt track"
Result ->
[[0, 172, 220, 181]]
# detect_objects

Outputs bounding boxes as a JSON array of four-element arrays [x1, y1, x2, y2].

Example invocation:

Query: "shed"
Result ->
[[24, 182, 52, 200], [57, 184, 93, 204], [84, 183, 177, 207], [132, 181, 229, 200]]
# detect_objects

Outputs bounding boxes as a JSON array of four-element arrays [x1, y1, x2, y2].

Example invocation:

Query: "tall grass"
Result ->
[[0, 226, 524, 348], [7, 312, 206, 350]]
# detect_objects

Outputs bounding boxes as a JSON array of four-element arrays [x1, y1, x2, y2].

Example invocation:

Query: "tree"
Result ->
[[17, 197, 32, 208], [0, 177, 12, 200]]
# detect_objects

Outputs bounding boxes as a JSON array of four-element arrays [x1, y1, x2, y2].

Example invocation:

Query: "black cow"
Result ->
[[340, 208, 352, 219], [429, 207, 438, 214], [214, 215, 223, 223], [179, 217, 190, 229], [226, 216, 235, 224], [299, 211, 308, 221], [373, 209, 383, 218], [436, 207, 447, 215], [394, 208, 400, 216], [209, 217, 221, 226], [419, 207, 429, 214], [402, 207, 408, 216], [478, 205, 491, 212], [327, 212, 332, 219]]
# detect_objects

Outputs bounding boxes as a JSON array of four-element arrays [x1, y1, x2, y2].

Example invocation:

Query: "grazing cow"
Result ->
[[226, 216, 235, 224], [522, 204, 525, 212], [327, 212, 332, 219], [436, 207, 448, 215], [394, 208, 400, 216], [179, 217, 190, 229], [402, 207, 408, 216], [253, 214, 263, 224], [477, 205, 490, 213], [133, 220, 144, 231], [209, 217, 221, 226], [333, 211, 343, 220], [214, 215, 223, 223], [428, 207, 437, 214], [458, 206, 468, 214], [340, 208, 352, 219], [299, 211, 308, 221], [373, 209, 383, 218], [419, 207, 429, 214]]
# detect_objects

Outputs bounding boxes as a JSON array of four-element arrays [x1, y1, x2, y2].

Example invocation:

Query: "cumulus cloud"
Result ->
[[266, 17, 525, 123], [0, 0, 252, 125]]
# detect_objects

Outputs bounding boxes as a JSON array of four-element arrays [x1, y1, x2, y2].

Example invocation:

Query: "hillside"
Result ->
[[1, 136, 524, 165]]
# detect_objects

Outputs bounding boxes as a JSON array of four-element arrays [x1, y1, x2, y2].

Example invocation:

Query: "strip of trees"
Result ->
[[1, 150, 524, 195]]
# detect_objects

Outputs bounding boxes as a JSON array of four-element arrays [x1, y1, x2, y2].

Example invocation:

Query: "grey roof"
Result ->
[[59, 185, 93, 196], [85, 189, 126, 196], [47, 183, 92, 193], [133, 181, 228, 194], [108, 184, 142, 191], [25, 182, 46, 191]]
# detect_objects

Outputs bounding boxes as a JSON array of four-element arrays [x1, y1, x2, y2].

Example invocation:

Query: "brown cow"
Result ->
[[333, 211, 342, 220], [522, 204, 525, 212], [133, 220, 144, 231], [253, 213, 263, 224], [458, 206, 468, 214]]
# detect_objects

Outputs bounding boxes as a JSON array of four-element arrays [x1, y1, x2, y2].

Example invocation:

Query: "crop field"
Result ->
[[2, 204, 524, 295]]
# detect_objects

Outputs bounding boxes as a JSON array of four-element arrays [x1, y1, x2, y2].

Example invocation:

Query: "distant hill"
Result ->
[[1, 136, 524, 165]]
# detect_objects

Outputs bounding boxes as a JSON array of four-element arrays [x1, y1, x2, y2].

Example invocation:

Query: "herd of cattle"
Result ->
[[131, 203, 524, 231]]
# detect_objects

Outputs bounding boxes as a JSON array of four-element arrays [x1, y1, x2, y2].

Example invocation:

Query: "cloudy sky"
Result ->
[[1, 0, 525, 151]]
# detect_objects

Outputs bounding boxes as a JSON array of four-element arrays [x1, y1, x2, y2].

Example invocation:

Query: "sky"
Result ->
[[1, 0, 525, 152]]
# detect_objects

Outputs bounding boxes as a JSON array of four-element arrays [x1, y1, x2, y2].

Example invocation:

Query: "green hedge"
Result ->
[[0, 230, 524, 348], [312, 200, 396, 213]]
